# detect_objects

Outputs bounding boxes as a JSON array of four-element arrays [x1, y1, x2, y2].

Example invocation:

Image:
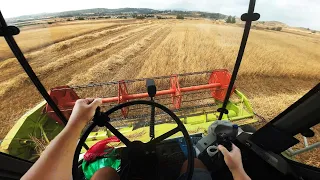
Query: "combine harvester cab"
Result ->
[[1, 69, 256, 160], [1, 1, 319, 179]]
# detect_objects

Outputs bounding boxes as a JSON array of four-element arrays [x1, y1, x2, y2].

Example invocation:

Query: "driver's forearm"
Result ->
[[231, 168, 251, 180], [21, 124, 83, 180]]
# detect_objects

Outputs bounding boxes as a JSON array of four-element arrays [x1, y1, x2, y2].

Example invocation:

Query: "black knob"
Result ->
[[217, 133, 232, 151], [146, 79, 156, 139], [146, 79, 156, 98]]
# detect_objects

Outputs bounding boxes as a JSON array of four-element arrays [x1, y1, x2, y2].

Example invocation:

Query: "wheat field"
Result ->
[[0, 19, 319, 165]]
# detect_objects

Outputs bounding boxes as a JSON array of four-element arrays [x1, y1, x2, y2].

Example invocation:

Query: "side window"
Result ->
[[0, 25, 64, 162], [285, 124, 320, 168]]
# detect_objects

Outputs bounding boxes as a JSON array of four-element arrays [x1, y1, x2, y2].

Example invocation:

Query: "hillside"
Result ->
[[6, 7, 314, 33], [253, 21, 288, 27], [5, 8, 227, 23]]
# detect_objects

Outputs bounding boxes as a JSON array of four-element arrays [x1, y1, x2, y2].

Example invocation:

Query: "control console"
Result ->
[[196, 120, 240, 172]]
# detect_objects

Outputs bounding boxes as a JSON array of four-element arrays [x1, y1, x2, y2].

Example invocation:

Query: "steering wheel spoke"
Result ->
[[149, 127, 180, 144], [105, 121, 131, 146]]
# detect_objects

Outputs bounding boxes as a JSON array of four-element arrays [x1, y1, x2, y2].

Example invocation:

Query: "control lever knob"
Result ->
[[217, 133, 232, 151]]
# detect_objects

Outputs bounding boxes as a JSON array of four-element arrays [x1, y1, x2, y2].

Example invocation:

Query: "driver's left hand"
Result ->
[[68, 98, 102, 130]]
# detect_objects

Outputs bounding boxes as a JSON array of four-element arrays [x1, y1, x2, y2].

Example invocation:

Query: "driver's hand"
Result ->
[[218, 144, 243, 172], [68, 98, 102, 130], [218, 144, 251, 180]]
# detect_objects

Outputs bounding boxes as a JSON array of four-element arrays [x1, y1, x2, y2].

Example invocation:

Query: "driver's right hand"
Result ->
[[218, 144, 243, 171], [218, 144, 251, 180]]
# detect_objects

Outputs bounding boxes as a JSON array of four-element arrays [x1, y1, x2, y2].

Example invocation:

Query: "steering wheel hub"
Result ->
[[122, 141, 156, 160]]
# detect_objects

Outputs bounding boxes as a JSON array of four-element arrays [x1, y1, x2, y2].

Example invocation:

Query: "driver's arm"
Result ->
[[218, 144, 251, 180], [21, 98, 102, 180]]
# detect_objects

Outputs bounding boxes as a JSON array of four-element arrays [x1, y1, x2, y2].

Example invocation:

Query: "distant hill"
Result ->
[[6, 8, 156, 21], [6, 8, 227, 23], [253, 21, 288, 27], [6, 8, 304, 32]]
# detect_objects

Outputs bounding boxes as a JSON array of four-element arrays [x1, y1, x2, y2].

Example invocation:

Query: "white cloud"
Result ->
[[1, 0, 319, 30]]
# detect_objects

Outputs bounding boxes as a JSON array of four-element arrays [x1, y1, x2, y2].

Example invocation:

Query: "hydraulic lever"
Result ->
[[146, 79, 157, 139]]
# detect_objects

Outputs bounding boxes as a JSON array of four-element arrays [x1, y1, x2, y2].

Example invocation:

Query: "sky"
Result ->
[[1, 0, 319, 30]]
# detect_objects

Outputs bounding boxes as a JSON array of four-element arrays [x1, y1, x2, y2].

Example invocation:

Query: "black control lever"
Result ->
[[146, 79, 157, 139], [198, 123, 239, 172], [216, 124, 238, 151], [217, 133, 233, 151]]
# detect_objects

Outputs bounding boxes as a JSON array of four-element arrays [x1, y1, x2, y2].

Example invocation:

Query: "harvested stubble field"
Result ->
[[0, 19, 319, 166]]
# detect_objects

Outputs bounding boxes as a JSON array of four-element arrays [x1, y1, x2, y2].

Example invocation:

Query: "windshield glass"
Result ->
[[0, 0, 319, 167]]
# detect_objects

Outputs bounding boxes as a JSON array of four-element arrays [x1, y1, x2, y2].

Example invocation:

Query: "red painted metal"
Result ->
[[170, 75, 182, 109], [66, 83, 222, 106], [46, 70, 235, 122], [209, 69, 235, 101], [45, 86, 80, 124], [180, 83, 221, 92], [118, 81, 129, 117]]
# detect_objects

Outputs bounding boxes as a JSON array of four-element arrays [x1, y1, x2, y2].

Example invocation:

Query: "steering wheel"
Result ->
[[72, 100, 194, 180]]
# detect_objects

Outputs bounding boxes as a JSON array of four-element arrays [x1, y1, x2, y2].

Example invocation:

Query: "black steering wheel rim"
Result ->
[[72, 100, 194, 180]]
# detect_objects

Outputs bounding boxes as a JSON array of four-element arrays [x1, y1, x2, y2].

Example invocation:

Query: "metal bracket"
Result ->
[[241, 13, 260, 21], [286, 137, 320, 157], [0, 26, 20, 36]]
